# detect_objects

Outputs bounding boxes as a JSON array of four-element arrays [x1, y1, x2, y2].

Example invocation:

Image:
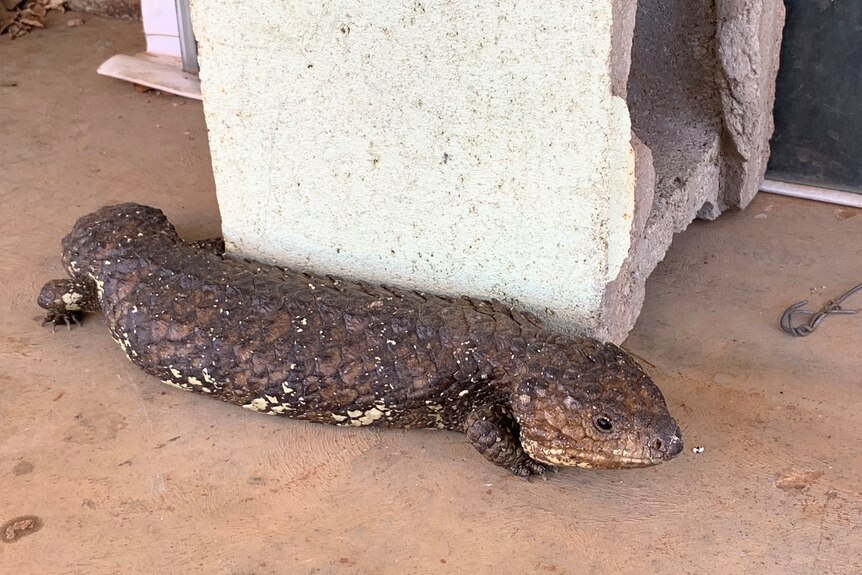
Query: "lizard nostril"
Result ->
[[651, 432, 684, 458]]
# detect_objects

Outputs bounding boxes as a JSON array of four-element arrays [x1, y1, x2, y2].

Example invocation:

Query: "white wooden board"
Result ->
[[97, 53, 201, 100]]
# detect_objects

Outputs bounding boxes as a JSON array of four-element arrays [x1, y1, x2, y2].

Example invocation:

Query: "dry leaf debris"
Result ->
[[1, 0, 66, 39]]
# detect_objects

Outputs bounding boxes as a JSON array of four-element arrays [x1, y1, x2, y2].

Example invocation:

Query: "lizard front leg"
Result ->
[[464, 404, 549, 478]]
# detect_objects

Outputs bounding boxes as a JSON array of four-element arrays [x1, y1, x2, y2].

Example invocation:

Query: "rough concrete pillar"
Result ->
[[190, 0, 784, 343], [715, 0, 786, 209], [618, 0, 784, 341]]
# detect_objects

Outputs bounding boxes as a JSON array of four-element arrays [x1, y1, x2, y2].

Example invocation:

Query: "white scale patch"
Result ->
[[61, 292, 83, 311], [162, 379, 191, 391], [423, 401, 445, 427], [242, 398, 270, 412], [349, 406, 387, 426]]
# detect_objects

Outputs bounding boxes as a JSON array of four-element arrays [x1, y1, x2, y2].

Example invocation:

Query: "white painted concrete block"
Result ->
[[191, 1, 638, 338]]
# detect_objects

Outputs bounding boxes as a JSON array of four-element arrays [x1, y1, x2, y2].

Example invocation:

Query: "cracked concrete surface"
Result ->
[[1, 13, 860, 575], [607, 0, 785, 342]]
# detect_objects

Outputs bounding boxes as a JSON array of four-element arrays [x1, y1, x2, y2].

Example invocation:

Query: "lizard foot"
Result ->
[[509, 455, 551, 479], [42, 310, 83, 332]]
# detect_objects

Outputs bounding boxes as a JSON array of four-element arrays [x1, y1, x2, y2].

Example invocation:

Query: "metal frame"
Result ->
[[175, 0, 199, 74]]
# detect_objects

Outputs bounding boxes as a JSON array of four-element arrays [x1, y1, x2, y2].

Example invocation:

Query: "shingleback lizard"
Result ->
[[38, 203, 684, 476]]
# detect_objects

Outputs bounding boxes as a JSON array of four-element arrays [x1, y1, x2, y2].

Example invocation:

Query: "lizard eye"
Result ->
[[594, 416, 613, 432]]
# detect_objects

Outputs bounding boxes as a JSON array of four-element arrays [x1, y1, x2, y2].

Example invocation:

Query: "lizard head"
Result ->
[[511, 342, 683, 469], [37, 278, 101, 328], [38, 279, 100, 314]]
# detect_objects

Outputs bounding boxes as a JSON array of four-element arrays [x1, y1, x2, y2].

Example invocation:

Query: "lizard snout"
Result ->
[[648, 422, 684, 460]]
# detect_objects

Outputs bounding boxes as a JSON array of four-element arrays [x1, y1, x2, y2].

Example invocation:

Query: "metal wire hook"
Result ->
[[779, 283, 862, 337]]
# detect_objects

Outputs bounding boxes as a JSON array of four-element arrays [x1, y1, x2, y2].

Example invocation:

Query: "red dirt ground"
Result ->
[[1, 13, 860, 575]]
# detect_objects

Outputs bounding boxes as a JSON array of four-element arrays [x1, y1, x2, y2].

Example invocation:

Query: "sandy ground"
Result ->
[[2, 14, 861, 575]]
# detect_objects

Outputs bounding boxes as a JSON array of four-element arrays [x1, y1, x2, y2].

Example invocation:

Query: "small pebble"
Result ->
[[66, 18, 84, 27], [692, 446, 705, 454]]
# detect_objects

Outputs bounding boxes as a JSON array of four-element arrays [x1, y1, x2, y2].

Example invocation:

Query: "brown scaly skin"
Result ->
[[38, 203, 684, 477]]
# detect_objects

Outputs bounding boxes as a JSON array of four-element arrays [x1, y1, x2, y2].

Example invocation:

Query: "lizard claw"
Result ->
[[42, 310, 83, 332], [509, 455, 551, 479]]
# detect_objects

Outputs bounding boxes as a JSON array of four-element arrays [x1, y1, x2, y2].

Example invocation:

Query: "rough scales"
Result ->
[[39, 203, 683, 476]]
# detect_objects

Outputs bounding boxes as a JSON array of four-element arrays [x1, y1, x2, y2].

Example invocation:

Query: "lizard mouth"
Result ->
[[520, 436, 682, 469]]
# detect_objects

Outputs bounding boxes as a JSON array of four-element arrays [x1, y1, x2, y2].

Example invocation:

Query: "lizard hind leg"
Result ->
[[37, 278, 100, 330], [464, 404, 549, 478]]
